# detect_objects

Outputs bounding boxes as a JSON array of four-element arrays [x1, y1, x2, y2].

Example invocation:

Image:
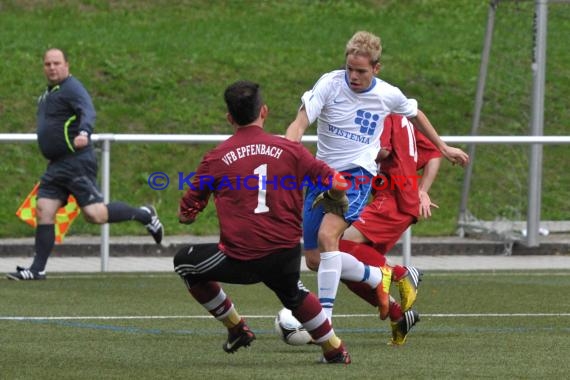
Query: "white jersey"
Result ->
[[301, 69, 418, 175]]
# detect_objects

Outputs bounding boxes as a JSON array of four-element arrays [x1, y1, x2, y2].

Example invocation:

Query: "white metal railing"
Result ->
[[2, 133, 570, 271], [4, 133, 570, 144]]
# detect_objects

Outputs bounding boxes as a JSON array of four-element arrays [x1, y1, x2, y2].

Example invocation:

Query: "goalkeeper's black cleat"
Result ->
[[319, 344, 352, 365], [223, 320, 256, 353]]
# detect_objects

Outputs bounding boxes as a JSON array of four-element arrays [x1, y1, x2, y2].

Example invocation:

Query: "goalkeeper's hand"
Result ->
[[311, 190, 348, 217]]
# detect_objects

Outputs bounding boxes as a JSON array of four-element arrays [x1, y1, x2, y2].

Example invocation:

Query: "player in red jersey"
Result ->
[[341, 114, 443, 345], [174, 80, 353, 364]]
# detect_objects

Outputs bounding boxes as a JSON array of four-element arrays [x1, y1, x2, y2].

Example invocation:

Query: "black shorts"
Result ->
[[173, 243, 309, 310], [37, 149, 103, 208]]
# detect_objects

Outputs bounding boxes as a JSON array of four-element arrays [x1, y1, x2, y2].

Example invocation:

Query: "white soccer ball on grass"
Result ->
[[274, 308, 313, 346]]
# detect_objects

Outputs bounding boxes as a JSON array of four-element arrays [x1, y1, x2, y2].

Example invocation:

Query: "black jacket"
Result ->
[[36, 75, 96, 160]]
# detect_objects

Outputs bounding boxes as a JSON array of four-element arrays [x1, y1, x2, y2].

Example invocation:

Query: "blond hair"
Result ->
[[345, 31, 382, 64]]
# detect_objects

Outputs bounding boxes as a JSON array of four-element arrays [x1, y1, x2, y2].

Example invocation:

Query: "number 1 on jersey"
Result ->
[[401, 117, 418, 163], [254, 164, 269, 214]]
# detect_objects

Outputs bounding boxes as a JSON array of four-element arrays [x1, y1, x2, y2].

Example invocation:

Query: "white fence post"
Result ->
[[99, 136, 113, 272], [402, 227, 412, 267]]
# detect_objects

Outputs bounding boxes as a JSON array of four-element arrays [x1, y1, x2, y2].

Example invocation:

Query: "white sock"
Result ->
[[318, 251, 342, 323], [339, 251, 382, 288]]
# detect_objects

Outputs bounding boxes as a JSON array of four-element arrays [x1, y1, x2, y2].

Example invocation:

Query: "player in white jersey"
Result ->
[[302, 69, 417, 175], [286, 30, 469, 324]]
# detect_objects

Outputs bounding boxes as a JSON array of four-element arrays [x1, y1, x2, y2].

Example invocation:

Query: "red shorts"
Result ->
[[351, 189, 415, 255]]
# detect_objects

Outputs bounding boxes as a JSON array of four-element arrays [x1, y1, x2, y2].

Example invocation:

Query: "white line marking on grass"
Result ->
[[2, 312, 570, 321], [423, 313, 570, 317], [44, 274, 177, 279], [34, 271, 570, 280], [426, 272, 570, 277]]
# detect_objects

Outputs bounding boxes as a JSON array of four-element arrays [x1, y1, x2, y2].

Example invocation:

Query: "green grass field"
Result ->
[[1, 0, 569, 239], [2, 271, 569, 379]]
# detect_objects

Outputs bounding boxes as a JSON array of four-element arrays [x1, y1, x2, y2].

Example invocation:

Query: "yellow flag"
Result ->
[[16, 183, 81, 243]]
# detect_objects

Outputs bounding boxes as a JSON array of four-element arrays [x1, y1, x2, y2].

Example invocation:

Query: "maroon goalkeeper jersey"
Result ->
[[180, 125, 335, 260]]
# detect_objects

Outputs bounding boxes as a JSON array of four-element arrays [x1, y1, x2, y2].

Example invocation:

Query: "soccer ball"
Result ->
[[274, 308, 313, 346]]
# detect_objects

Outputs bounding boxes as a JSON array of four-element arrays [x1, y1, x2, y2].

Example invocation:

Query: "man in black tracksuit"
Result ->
[[7, 48, 164, 281]]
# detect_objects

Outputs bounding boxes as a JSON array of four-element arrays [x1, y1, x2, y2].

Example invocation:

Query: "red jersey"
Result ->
[[378, 114, 441, 217], [180, 125, 335, 260]]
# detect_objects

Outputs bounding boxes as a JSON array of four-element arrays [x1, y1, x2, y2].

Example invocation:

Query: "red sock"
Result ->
[[189, 281, 233, 319], [339, 240, 394, 307], [292, 293, 332, 341], [189, 281, 221, 303], [392, 265, 408, 281], [389, 301, 403, 322], [339, 239, 387, 266], [342, 279, 378, 307]]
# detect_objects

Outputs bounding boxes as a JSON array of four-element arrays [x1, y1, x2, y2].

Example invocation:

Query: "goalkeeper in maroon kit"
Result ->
[[174, 80, 351, 364]]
